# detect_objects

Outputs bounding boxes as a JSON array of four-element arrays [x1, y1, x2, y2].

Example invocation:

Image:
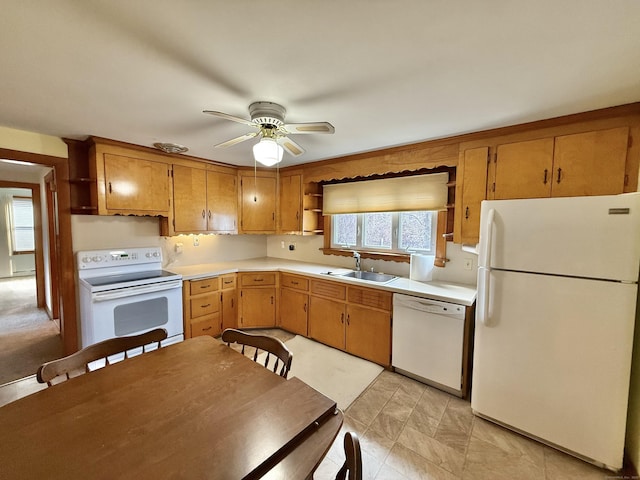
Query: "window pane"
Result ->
[[399, 211, 433, 251], [11, 197, 34, 252], [333, 214, 357, 246], [363, 213, 392, 249]]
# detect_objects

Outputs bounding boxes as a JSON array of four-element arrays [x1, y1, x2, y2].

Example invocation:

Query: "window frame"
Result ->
[[330, 211, 438, 255], [10, 195, 36, 255]]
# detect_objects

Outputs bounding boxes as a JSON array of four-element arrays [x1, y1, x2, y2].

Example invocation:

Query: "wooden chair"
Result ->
[[37, 328, 168, 386], [221, 328, 293, 378], [335, 432, 362, 480]]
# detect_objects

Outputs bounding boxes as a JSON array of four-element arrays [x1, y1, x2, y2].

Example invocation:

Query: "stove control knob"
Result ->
[[145, 252, 152, 258], [92, 255, 102, 263], [82, 256, 91, 263], [152, 251, 160, 258]]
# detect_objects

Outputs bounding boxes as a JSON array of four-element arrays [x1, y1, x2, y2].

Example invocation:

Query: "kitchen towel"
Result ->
[[410, 254, 435, 282]]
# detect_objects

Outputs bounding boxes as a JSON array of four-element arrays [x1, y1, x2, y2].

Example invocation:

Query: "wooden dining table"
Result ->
[[0, 336, 343, 479]]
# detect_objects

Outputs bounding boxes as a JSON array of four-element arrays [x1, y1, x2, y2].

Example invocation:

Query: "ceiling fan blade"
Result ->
[[203, 110, 257, 127], [278, 136, 306, 157], [214, 132, 258, 149], [281, 122, 335, 134]]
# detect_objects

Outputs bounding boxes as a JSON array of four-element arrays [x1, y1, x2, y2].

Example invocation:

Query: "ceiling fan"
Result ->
[[203, 101, 334, 166]]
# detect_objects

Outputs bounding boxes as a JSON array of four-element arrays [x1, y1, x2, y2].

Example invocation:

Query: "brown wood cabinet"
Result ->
[[239, 171, 277, 233], [279, 174, 303, 233], [454, 147, 489, 244], [183, 277, 222, 339], [238, 272, 277, 328], [97, 153, 170, 216], [491, 127, 629, 200], [220, 273, 237, 331], [172, 165, 237, 234], [308, 279, 392, 366], [279, 273, 309, 336]]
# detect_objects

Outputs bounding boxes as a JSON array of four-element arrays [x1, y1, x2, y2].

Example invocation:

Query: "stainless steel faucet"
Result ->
[[353, 251, 361, 271]]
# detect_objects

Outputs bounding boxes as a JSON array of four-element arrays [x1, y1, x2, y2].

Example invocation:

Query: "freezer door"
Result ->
[[471, 270, 637, 469], [478, 193, 640, 282]]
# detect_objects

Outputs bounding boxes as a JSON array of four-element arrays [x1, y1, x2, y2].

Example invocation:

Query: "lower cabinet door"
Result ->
[[280, 288, 308, 336], [239, 288, 276, 328], [346, 304, 391, 366], [308, 296, 345, 350]]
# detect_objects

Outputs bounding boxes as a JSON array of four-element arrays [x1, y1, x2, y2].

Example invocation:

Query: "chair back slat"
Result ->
[[221, 329, 293, 379], [37, 328, 168, 386], [335, 432, 362, 480]]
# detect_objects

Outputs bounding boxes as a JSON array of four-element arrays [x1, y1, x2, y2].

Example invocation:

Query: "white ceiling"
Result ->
[[1, 1, 639, 168]]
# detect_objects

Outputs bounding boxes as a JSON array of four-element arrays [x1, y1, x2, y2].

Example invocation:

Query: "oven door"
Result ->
[[81, 279, 184, 349]]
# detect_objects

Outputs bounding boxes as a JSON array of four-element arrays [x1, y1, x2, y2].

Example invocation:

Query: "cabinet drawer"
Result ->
[[348, 286, 392, 311], [280, 273, 309, 291], [189, 277, 219, 295], [220, 274, 236, 290], [190, 315, 219, 337], [190, 295, 220, 318], [310, 279, 346, 301], [240, 272, 276, 287]]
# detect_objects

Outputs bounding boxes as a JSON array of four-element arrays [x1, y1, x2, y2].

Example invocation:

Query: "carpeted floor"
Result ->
[[0, 276, 63, 385]]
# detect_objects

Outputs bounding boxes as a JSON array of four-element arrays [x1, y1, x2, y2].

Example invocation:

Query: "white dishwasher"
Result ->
[[392, 293, 466, 396]]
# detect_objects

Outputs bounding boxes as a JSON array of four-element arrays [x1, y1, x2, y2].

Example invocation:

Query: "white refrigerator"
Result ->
[[472, 193, 640, 471]]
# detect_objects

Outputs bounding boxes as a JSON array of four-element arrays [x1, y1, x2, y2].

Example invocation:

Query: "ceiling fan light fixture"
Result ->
[[153, 142, 188, 154], [253, 137, 283, 167]]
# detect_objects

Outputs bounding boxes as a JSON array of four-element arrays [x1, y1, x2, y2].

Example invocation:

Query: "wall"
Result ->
[[0, 126, 67, 158], [266, 235, 478, 285], [71, 215, 267, 266]]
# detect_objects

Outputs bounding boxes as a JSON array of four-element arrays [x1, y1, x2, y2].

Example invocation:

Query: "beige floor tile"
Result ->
[[313, 455, 341, 480], [369, 411, 407, 442], [471, 417, 545, 468], [382, 388, 421, 423], [404, 406, 441, 437], [463, 435, 544, 480], [385, 443, 460, 480], [375, 463, 412, 480], [362, 427, 396, 464], [412, 387, 450, 424], [395, 375, 427, 402], [397, 424, 466, 477], [543, 446, 613, 480], [347, 387, 391, 426]]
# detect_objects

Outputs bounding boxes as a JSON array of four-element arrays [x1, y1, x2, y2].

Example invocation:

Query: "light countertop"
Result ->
[[168, 257, 477, 306]]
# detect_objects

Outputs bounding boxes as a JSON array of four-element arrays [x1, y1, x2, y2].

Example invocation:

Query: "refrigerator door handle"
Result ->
[[477, 266, 492, 326], [479, 208, 496, 268]]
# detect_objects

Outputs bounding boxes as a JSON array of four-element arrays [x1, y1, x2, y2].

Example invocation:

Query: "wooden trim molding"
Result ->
[[0, 147, 77, 354]]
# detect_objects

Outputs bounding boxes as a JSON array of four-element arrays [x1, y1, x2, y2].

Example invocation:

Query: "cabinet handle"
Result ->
[[346, 313, 350, 325], [202, 210, 206, 218], [270, 296, 274, 305], [202, 326, 212, 331], [200, 284, 211, 289], [291, 281, 299, 285], [465, 206, 469, 220], [272, 212, 275, 220], [201, 304, 211, 308], [254, 278, 264, 282], [303, 303, 307, 312], [224, 280, 232, 285], [231, 298, 234, 308], [341, 313, 344, 324], [543, 169, 548, 184], [208, 210, 212, 219], [556, 168, 562, 184], [296, 211, 299, 220], [108, 182, 112, 194]]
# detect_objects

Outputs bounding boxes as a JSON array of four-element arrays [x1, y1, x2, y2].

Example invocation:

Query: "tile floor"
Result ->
[[1, 330, 636, 480]]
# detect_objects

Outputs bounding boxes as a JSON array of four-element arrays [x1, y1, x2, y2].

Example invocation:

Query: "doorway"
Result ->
[[0, 171, 64, 384]]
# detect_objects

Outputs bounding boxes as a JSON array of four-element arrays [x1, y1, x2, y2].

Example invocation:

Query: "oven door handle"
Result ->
[[91, 280, 183, 302]]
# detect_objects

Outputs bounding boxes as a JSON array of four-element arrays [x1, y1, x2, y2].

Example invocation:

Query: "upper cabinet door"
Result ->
[[240, 173, 277, 233], [207, 171, 238, 233], [279, 174, 302, 233], [172, 164, 207, 233], [457, 146, 489, 245], [494, 138, 554, 200], [103, 154, 170, 214], [552, 127, 629, 197]]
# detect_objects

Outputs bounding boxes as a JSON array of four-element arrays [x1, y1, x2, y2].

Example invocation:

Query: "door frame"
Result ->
[[44, 170, 60, 322], [0, 148, 77, 354], [0, 180, 45, 308]]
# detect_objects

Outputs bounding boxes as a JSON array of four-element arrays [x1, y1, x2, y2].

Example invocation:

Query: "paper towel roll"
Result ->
[[410, 254, 435, 282]]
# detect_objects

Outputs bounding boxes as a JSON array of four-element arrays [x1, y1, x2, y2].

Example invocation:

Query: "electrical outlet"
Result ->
[[281, 241, 285, 249], [464, 258, 473, 270], [193, 236, 199, 247], [175, 242, 183, 254]]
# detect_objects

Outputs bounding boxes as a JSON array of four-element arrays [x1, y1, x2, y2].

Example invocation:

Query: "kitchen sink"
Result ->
[[340, 270, 397, 283]]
